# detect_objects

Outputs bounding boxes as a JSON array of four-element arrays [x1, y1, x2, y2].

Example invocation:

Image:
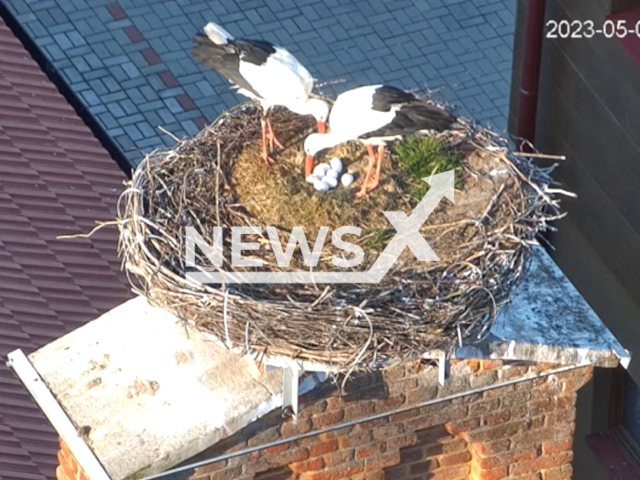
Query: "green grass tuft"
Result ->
[[363, 228, 395, 250], [393, 136, 461, 198]]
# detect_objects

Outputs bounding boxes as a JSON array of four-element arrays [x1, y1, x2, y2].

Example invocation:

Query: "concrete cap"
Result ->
[[28, 298, 320, 480], [455, 247, 630, 368]]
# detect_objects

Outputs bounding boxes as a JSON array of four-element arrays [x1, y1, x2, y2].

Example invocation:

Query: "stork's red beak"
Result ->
[[317, 120, 326, 134], [305, 155, 314, 178]]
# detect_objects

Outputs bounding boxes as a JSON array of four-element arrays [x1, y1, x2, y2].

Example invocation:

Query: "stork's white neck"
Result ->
[[304, 132, 352, 157], [287, 98, 330, 122]]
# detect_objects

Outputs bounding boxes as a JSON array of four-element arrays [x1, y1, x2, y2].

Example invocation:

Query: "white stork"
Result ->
[[303, 85, 457, 197], [192, 22, 329, 164]]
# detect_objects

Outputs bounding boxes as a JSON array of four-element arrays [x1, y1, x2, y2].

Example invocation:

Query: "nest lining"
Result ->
[[117, 102, 563, 371]]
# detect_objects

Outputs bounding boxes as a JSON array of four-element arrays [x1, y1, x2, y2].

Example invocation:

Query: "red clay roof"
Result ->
[[0, 17, 132, 480]]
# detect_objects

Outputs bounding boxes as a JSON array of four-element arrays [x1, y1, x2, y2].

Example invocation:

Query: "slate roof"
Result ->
[[0, 16, 131, 480], [3, 0, 514, 168]]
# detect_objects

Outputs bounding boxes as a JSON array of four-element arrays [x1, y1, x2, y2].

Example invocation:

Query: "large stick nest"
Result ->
[[117, 101, 563, 371]]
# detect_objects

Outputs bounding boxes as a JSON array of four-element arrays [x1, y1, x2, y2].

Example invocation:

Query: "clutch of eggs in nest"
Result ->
[[306, 158, 354, 193]]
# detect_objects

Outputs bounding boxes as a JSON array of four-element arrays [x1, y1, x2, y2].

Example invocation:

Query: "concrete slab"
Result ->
[[456, 247, 631, 368], [28, 298, 320, 480]]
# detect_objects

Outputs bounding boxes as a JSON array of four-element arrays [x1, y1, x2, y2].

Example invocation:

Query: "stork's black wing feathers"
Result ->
[[370, 86, 419, 112], [364, 85, 456, 137], [360, 97, 457, 138], [233, 39, 277, 65], [362, 102, 457, 139], [191, 34, 276, 98]]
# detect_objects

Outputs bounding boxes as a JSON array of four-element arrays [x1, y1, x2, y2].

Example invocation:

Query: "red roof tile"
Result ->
[[0, 17, 132, 480]]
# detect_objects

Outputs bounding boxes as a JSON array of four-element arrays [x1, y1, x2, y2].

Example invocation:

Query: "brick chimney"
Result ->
[[52, 359, 583, 480], [57, 438, 90, 480], [183, 360, 586, 480], [22, 289, 621, 480]]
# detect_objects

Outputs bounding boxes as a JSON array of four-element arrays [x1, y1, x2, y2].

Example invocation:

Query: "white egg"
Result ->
[[306, 174, 320, 184], [330, 157, 343, 173], [341, 173, 354, 186], [326, 169, 340, 179], [324, 176, 338, 188], [313, 163, 330, 177], [313, 179, 330, 192]]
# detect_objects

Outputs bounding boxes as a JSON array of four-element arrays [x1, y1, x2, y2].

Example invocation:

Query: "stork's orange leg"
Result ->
[[355, 144, 377, 198], [260, 116, 275, 164], [265, 115, 284, 151], [364, 145, 385, 193], [305, 155, 314, 179]]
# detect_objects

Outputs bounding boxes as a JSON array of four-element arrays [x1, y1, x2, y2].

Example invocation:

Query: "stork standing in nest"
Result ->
[[304, 85, 457, 197], [192, 22, 329, 164]]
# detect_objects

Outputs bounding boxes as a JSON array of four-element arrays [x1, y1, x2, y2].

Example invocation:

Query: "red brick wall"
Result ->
[[384, 424, 471, 480], [54, 360, 591, 480], [187, 360, 592, 480], [57, 438, 89, 480]]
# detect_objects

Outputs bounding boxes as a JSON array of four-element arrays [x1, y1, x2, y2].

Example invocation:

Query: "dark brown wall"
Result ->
[[538, 0, 640, 294], [509, 0, 640, 480], [509, 1, 640, 478], [510, 0, 640, 372]]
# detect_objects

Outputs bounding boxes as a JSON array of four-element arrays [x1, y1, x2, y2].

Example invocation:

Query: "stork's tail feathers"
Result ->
[[409, 103, 459, 132], [203, 22, 234, 45], [441, 110, 463, 131], [433, 108, 458, 131]]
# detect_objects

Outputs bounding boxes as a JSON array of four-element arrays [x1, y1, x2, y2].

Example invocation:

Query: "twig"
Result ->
[[216, 141, 221, 226], [223, 288, 231, 348], [57, 221, 119, 239], [512, 152, 566, 160], [158, 125, 181, 142], [341, 308, 373, 389]]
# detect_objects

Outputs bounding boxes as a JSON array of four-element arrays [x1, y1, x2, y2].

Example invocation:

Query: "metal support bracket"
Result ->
[[282, 365, 300, 419], [438, 351, 450, 386]]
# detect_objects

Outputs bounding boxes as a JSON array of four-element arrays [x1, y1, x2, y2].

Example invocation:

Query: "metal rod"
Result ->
[[6, 349, 112, 480], [141, 362, 590, 480]]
